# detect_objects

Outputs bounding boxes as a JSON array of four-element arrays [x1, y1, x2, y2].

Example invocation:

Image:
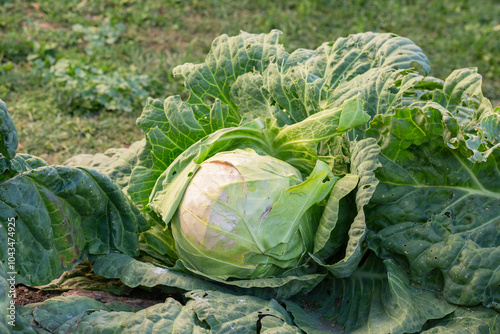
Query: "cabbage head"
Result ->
[[139, 94, 369, 281], [172, 149, 323, 279]]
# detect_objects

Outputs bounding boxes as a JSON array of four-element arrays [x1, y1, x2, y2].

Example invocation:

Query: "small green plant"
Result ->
[[24, 20, 148, 114], [27, 41, 59, 71], [72, 19, 125, 55], [47, 58, 151, 113]]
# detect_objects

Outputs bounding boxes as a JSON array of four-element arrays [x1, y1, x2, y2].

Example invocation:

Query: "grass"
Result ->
[[1, 0, 499, 164]]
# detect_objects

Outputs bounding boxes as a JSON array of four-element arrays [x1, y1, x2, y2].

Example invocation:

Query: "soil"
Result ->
[[15, 285, 61, 306], [15, 284, 177, 310]]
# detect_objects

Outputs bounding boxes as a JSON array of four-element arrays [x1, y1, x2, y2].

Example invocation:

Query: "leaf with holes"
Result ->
[[366, 106, 500, 310]]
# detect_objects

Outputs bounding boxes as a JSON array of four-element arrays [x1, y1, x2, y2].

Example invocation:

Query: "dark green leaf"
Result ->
[[0, 154, 48, 182], [0, 99, 17, 160], [366, 106, 500, 309], [19, 295, 206, 333], [421, 307, 500, 333], [0, 166, 146, 285], [91, 253, 225, 293], [291, 255, 455, 334], [187, 290, 302, 333]]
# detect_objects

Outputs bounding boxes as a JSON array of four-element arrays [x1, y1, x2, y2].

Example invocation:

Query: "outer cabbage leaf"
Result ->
[[312, 173, 359, 257], [138, 213, 178, 266], [173, 30, 288, 117], [0, 262, 12, 333], [34, 261, 128, 295], [0, 99, 17, 160], [469, 109, 500, 162], [128, 96, 239, 207], [63, 139, 145, 190], [230, 71, 291, 124], [272, 32, 430, 123], [187, 290, 302, 333], [366, 106, 500, 310], [18, 290, 304, 333], [325, 68, 429, 125], [417, 68, 499, 163], [283, 300, 344, 334], [0, 166, 147, 286], [431, 68, 493, 128], [311, 138, 381, 277], [21, 296, 108, 332], [421, 307, 500, 334], [91, 252, 325, 300], [18, 295, 208, 333], [314, 32, 430, 80], [1, 264, 36, 333], [0, 153, 48, 182], [288, 254, 455, 334], [229, 31, 430, 124], [327, 66, 498, 149], [90, 252, 225, 293], [174, 259, 326, 300]]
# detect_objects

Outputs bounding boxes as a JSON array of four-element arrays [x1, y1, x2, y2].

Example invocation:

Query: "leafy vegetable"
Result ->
[[1, 31, 499, 334], [172, 148, 334, 279], [366, 106, 500, 310], [0, 165, 148, 286], [0, 99, 17, 160], [287, 254, 456, 333], [0, 100, 148, 288], [15, 289, 305, 333], [421, 307, 500, 333], [64, 139, 145, 191]]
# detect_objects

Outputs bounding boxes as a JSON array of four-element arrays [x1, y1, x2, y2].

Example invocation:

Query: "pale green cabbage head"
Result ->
[[171, 149, 317, 279]]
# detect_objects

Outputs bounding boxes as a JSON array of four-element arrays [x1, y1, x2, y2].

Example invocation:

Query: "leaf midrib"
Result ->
[[381, 181, 500, 200]]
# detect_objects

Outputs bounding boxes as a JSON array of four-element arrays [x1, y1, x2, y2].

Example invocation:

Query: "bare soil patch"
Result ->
[[15, 284, 177, 309]]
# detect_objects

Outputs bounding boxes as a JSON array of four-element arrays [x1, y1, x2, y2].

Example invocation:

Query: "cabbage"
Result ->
[[2, 30, 499, 334], [172, 149, 326, 279]]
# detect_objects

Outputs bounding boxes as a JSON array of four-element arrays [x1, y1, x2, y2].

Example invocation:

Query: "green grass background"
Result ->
[[1, 0, 498, 164]]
